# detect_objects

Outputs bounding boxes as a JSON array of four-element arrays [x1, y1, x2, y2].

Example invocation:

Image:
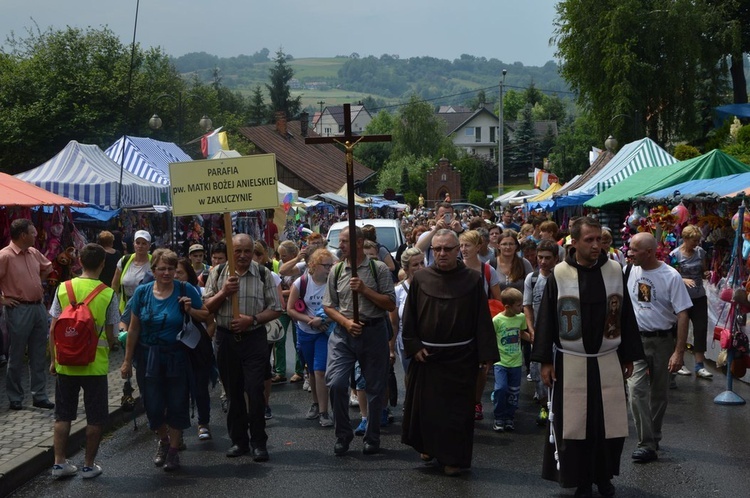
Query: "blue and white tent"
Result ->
[[105, 136, 192, 185], [16, 141, 170, 208], [566, 138, 677, 197]]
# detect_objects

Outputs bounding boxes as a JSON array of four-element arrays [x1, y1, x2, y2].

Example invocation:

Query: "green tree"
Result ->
[[499, 89, 526, 122], [554, 0, 724, 145], [248, 85, 266, 125], [376, 155, 432, 197], [353, 110, 395, 170], [507, 104, 537, 178], [392, 94, 454, 160], [549, 112, 599, 182], [400, 166, 410, 193], [0, 25, 182, 173], [266, 48, 301, 121]]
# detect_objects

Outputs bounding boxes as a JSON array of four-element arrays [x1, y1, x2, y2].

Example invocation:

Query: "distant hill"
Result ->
[[172, 51, 572, 110]]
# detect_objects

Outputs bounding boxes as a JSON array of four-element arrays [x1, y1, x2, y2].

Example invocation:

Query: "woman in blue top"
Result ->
[[120, 249, 206, 472]]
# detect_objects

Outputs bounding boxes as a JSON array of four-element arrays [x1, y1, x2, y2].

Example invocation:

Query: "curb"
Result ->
[[0, 397, 142, 498]]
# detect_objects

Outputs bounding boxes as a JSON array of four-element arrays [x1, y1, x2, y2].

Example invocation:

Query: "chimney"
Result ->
[[300, 112, 309, 137], [275, 111, 287, 136]]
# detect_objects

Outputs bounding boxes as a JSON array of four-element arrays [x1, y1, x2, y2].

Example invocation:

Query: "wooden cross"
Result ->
[[305, 103, 391, 322]]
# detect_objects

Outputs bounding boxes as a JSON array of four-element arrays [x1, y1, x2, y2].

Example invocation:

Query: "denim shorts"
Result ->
[[297, 327, 329, 372]]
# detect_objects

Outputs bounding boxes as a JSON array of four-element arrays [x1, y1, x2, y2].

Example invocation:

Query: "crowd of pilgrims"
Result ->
[[97, 201, 708, 479]]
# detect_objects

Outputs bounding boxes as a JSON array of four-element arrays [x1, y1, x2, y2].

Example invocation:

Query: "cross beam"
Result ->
[[305, 103, 391, 322]]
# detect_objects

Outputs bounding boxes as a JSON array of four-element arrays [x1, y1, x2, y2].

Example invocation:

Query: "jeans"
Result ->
[[492, 365, 522, 421]]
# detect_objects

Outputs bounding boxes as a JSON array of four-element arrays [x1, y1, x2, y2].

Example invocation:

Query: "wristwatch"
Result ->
[[251, 315, 258, 327]]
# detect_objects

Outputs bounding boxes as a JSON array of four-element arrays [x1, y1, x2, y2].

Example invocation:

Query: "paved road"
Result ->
[[8, 341, 750, 498]]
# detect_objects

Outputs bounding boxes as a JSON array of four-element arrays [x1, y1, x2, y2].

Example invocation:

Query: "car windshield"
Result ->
[[328, 227, 398, 253]]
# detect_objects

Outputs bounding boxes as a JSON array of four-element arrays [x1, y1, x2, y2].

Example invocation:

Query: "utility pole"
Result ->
[[498, 69, 507, 197], [317, 100, 325, 135]]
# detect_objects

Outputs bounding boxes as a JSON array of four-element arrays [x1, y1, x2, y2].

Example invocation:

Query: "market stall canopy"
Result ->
[[16, 140, 171, 208], [567, 138, 677, 197], [643, 171, 750, 200], [555, 150, 614, 196], [492, 189, 542, 207], [526, 182, 563, 202], [714, 103, 750, 126], [210, 149, 242, 159], [586, 149, 750, 208], [336, 184, 367, 204], [0, 172, 84, 207], [105, 136, 192, 185]]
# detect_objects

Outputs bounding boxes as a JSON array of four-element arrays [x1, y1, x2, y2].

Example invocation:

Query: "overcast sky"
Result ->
[[2, 1, 558, 66]]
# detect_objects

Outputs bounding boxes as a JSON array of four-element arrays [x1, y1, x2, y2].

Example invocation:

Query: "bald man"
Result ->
[[625, 232, 692, 464]]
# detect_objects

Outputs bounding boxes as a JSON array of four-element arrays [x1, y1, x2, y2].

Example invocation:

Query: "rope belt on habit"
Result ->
[[421, 338, 474, 348], [557, 346, 614, 358]]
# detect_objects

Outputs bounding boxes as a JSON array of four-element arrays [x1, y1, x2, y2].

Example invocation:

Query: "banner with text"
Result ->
[[169, 154, 279, 216]]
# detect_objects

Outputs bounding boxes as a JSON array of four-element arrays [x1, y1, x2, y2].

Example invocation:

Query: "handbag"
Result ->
[[713, 303, 733, 349], [266, 319, 285, 343]]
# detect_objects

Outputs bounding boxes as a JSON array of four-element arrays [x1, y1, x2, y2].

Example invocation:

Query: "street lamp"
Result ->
[[498, 68, 507, 196], [605, 135, 618, 152], [148, 91, 212, 145]]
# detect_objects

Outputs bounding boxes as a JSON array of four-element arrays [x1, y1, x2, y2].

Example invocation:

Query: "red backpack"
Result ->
[[53, 281, 108, 366]]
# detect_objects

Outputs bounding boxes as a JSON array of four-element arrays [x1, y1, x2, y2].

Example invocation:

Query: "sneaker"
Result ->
[[380, 408, 390, 427], [349, 392, 359, 407], [154, 440, 169, 467], [81, 464, 103, 479], [474, 403, 484, 421], [696, 367, 713, 379], [302, 377, 311, 391], [319, 412, 334, 427], [526, 373, 533, 382], [504, 420, 515, 432], [198, 425, 212, 440], [536, 406, 549, 426], [51, 460, 78, 478], [164, 450, 180, 472], [492, 420, 504, 432], [676, 366, 692, 376], [306, 403, 320, 420], [354, 417, 367, 436], [265, 406, 273, 420]]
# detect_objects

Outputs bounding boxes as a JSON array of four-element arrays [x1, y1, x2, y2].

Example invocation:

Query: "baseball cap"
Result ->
[[189, 244, 205, 254], [134, 230, 151, 243]]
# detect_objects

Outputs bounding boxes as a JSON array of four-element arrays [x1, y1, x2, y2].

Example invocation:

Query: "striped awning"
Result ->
[[105, 136, 192, 185], [566, 138, 677, 197], [16, 141, 170, 208]]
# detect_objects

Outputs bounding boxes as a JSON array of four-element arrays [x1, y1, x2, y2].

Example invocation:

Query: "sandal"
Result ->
[[270, 374, 287, 383], [198, 426, 212, 440], [289, 373, 304, 383]]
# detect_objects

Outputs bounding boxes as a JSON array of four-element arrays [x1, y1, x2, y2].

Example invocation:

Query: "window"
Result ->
[[324, 127, 332, 135], [475, 127, 482, 143], [465, 127, 474, 136], [489, 126, 496, 143], [490, 148, 495, 160], [441, 174, 447, 181], [338, 125, 345, 133]]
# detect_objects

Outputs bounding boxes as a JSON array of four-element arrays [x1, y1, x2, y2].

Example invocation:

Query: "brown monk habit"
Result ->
[[401, 260, 498, 469]]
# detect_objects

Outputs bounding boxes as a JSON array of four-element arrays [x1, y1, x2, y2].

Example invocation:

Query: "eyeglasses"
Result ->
[[499, 243, 517, 247], [154, 267, 176, 273], [431, 245, 458, 253]]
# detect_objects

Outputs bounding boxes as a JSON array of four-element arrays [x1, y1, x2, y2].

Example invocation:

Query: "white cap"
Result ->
[[134, 230, 151, 243]]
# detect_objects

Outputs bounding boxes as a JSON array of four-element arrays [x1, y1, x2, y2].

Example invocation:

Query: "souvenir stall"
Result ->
[[0, 174, 88, 317]]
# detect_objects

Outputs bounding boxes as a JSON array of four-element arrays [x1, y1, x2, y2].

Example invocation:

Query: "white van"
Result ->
[[326, 219, 405, 258]]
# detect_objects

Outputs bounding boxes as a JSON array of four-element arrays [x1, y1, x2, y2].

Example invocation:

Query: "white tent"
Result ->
[[492, 189, 542, 207], [17, 141, 170, 208]]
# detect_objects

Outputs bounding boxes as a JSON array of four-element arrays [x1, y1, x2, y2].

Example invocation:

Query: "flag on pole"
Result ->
[[201, 126, 224, 158]]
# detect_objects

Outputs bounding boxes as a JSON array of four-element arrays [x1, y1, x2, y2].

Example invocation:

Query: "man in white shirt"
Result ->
[[625, 232, 692, 463]]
